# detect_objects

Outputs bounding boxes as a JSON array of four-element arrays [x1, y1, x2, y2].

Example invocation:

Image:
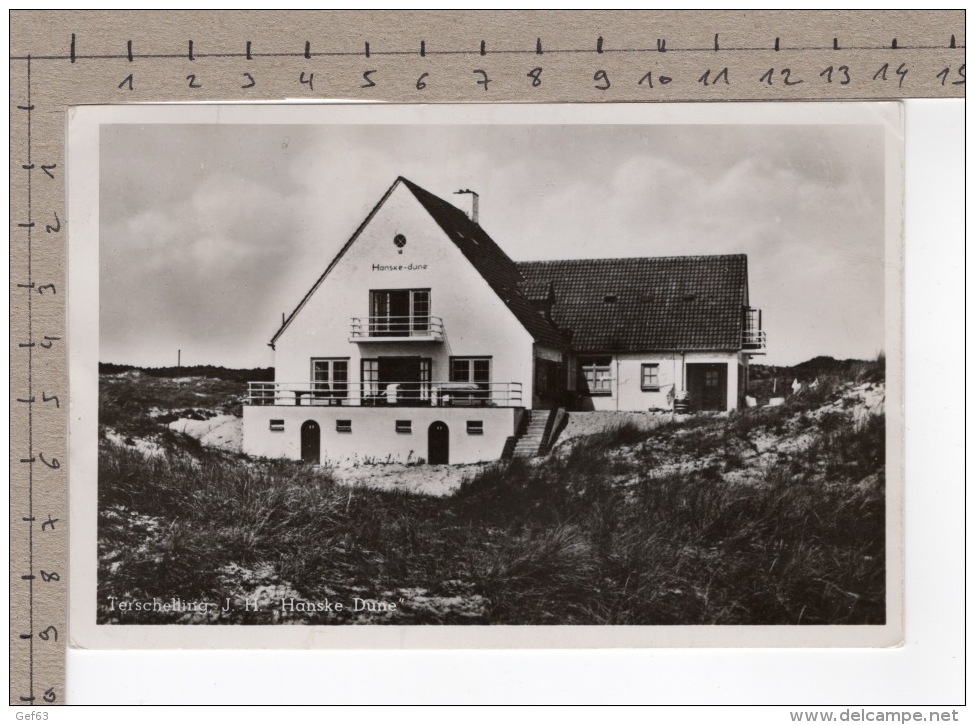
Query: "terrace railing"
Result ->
[[247, 380, 522, 407]]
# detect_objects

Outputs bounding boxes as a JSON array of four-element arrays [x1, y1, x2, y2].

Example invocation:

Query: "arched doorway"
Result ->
[[300, 420, 321, 463], [428, 421, 449, 464]]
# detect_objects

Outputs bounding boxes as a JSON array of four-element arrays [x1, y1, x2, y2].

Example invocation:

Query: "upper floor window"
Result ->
[[370, 289, 430, 336], [579, 357, 613, 396]]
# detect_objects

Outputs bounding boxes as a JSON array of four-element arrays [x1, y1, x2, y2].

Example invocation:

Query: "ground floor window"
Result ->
[[641, 363, 660, 391], [311, 358, 349, 400], [578, 356, 613, 396]]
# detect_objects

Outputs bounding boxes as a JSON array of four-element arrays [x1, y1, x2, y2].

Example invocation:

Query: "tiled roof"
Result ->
[[401, 179, 568, 350], [516, 255, 749, 352]]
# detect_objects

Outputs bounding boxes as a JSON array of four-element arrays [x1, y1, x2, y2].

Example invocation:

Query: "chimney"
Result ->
[[453, 188, 479, 224]]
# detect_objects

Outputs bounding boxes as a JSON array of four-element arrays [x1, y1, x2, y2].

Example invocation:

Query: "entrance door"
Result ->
[[378, 356, 422, 403], [686, 363, 728, 412], [300, 420, 321, 463], [428, 421, 449, 464]]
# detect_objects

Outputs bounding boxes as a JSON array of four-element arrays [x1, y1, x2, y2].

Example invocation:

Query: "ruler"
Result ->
[[7, 9, 964, 706]]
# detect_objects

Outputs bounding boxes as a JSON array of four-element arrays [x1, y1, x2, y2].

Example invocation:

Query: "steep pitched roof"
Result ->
[[271, 177, 567, 349], [516, 255, 749, 353], [399, 179, 567, 350]]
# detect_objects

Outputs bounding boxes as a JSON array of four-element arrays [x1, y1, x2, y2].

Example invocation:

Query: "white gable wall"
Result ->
[[273, 182, 536, 405]]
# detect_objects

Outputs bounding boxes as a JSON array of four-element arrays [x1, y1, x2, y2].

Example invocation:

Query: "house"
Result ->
[[242, 177, 765, 466]]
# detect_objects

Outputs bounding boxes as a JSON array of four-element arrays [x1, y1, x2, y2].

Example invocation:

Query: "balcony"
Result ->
[[742, 307, 766, 354], [246, 380, 523, 408], [742, 329, 767, 353], [349, 315, 444, 343]]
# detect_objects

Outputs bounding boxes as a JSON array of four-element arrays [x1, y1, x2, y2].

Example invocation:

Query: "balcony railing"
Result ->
[[742, 329, 767, 353], [742, 307, 766, 353], [350, 315, 444, 342], [246, 380, 522, 407]]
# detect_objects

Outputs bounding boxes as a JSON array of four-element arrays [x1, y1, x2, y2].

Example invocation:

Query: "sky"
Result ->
[[99, 115, 887, 368]]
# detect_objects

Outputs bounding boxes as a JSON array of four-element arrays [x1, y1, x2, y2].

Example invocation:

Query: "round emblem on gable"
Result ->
[[393, 234, 407, 249]]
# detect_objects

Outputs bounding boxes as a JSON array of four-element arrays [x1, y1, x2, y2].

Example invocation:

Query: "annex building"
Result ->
[[242, 177, 766, 466]]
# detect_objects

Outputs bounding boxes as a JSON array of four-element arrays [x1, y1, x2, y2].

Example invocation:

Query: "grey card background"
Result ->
[[9, 10, 965, 706]]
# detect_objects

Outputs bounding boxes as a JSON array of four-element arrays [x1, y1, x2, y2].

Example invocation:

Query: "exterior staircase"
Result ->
[[511, 410, 551, 459]]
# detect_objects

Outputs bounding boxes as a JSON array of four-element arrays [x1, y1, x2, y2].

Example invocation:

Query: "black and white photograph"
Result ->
[[69, 103, 902, 647]]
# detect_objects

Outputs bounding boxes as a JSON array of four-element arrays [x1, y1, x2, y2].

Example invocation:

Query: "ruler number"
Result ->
[[473, 69, 490, 91], [698, 67, 729, 86], [299, 71, 314, 91], [40, 570, 60, 582], [760, 67, 803, 86], [241, 72, 256, 89], [527, 67, 542, 87], [186, 74, 202, 89], [936, 64, 965, 85], [820, 65, 851, 85], [361, 70, 377, 88], [119, 73, 134, 91], [593, 69, 610, 90], [873, 62, 908, 88], [45, 211, 61, 233], [38, 626, 58, 642], [38, 452, 60, 469], [638, 71, 673, 88], [44, 688, 57, 703], [416, 73, 428, 90]]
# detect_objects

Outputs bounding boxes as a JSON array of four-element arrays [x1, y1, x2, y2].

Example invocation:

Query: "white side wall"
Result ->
[[571, 351, 746, 412], [272, 183, 536, 405], [243, 405, 517, 466]]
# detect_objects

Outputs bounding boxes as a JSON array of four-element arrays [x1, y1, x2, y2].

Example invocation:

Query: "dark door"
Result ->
[[687, 363, 728, 412], [379, 356, 422, 403], [371, 290, 411, 335], [428, 421, 449, 464], [300, 420, 321, 463]]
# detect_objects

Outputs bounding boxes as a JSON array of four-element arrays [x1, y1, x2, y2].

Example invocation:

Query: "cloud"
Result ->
[[99, 120, 888, 367]]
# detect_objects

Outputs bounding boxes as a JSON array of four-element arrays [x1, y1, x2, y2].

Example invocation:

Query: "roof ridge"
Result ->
[[517, 253, 748, 266]]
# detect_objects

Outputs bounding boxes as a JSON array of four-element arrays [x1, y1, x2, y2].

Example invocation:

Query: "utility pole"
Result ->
[[178, 349, 181, 369]]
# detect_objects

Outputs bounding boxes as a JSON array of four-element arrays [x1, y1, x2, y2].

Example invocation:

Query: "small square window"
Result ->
[[336, 420, 352, 433], [641, 363, 660, 391], [396, 420, 412, 434], [466, 420, 484, 435], [269, 419, 285, 431]]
